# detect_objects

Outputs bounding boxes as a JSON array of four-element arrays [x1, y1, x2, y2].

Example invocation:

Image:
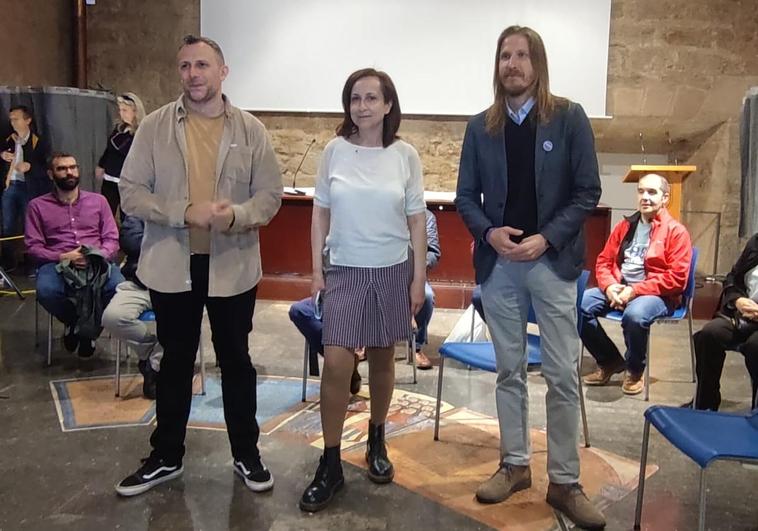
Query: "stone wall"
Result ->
[[1, 0, 72, 87]]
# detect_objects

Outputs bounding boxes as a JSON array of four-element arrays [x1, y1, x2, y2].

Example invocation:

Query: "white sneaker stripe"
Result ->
[[142, 465, 178, 480]]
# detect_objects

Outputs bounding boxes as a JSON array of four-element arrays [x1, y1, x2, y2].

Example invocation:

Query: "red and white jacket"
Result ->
[[595, 208, 692, 305]]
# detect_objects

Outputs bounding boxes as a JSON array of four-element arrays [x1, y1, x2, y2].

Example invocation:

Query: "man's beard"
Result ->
[[53, 176, 79, 191], [184, 84, 218, 104]]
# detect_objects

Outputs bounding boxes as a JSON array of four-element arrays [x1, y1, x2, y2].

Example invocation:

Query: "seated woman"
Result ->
[[692, 234, 758, 410]]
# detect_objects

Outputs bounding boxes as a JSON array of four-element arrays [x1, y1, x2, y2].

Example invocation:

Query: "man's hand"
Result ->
[[16, 162, 30, 173], [504, 233, 549, 262], [0, 151, 13, 163], [184, 201, 215, 228], [615, 285, 636, 308], [209, 200, 234, 231], [487, 226, 523, 255], [409, 278, 425, 316], [736, 297, 758, 321], [605, 283, 624, 308], [60, 246, 86, 269], [95, 166, 105, 180]]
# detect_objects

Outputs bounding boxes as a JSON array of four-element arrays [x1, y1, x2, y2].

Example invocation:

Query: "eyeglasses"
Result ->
[[54, 164, 79, 172]]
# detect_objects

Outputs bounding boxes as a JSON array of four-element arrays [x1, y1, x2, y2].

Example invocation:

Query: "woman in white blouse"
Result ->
[[300, 68, 427, 512]]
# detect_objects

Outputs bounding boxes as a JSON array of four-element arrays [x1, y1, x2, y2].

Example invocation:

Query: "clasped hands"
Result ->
[[185, 200, 234, 231], [486, 226, 548, 262], [735, 297, 758, 322], [605, 283, 635, 310]]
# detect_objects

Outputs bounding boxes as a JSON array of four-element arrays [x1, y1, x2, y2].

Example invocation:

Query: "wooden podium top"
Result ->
[[622, 165, 697, 184]]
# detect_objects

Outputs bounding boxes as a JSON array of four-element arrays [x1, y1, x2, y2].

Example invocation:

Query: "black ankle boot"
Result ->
[[299, 446, 344, 512], [366, 421, 394, 484]]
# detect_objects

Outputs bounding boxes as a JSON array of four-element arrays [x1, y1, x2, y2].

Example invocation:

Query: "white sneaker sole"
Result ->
[[234, 466, 275, 492], [115, 466, 184, 497]]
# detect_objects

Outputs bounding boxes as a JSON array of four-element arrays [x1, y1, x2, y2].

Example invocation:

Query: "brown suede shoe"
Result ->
[[475, 464, 531, 504], [415, 350, 433, 370], [582, 359, 625, 386], [546, 482, 606, 530], [622, 371, 645, 395]]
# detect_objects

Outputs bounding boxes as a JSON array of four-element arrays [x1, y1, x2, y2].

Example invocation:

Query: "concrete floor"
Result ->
[[1, 285, 757, 530]]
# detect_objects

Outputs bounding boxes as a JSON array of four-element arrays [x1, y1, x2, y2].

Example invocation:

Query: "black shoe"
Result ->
[[115, 456, 183, 497], [366, 421, 394, 484], [299, 446, 344, 512], [63, 325, 79, 352], [77, 338, 95, 358], [138, 360, 158, 400], [233, 456, 274, 492]]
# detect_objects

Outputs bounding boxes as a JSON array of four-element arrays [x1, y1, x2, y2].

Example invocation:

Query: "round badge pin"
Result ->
[[543, 140, 553, 152]]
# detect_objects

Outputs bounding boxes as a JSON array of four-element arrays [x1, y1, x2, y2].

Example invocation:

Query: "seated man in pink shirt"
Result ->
[[25, 152, 123, 358]]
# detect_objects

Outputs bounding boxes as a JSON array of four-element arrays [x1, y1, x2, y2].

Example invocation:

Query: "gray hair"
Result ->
[[179, 34, 225, 64]]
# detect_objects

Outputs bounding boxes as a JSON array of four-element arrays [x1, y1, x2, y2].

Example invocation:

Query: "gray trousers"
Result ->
[[101, 281, 162, 371], [481, 256, 580, 484]]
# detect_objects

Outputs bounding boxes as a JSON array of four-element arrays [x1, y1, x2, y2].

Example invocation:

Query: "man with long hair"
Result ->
[[455, 26, 605, 529]]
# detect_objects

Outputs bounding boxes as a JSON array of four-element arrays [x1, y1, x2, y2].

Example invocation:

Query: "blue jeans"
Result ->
[[36, 262, 124, 328], [1, 180, 28, 237], [579, 287, 670, 374], [288, 281, 436, 372]]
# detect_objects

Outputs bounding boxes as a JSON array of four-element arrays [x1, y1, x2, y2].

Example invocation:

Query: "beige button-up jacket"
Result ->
[[120, 95, 283, 296]]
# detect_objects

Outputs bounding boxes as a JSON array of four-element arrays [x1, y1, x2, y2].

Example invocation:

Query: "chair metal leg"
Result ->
[[469, 307, 476, 342], [433, 356, 445, 441], [301, 339, 309, 402], [644, 333, 651, 401], [578, 351, 591, 447], [34, 301, 39, 347], [553, 510, 570, 531], [115, 340, 122, 397], [698, 468, 707, 531], [688, 313, 696, 383], [633, 418, 651, 529], [409, 335, 417, 384], [47, 313, 53, 366]]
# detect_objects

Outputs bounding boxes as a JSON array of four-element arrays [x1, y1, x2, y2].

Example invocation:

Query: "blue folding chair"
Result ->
[[434, 270, 591, 446], [595, 247, 698, 401], [634, 405, 758, 531]]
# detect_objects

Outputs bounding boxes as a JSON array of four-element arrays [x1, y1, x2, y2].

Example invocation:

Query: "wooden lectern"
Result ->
[[622, 165, 697, 221]]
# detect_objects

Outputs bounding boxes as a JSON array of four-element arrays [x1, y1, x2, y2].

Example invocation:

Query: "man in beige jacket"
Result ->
[[115, 35, 282, 497]]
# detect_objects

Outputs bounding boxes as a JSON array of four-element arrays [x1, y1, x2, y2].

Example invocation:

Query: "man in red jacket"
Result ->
[[580, 173, 692, 394]]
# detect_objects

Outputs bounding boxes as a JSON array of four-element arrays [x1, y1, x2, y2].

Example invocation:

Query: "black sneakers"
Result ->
[[63, 325, 79, 352], [233, 456, 274, 492], [138, 360, 158, 400], [115, 456, 183, 497], [77, 338, 96, 358]]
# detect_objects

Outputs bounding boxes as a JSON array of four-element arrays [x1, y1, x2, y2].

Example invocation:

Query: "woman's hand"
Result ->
[[409, 278, 425, 316], [311, 272, 325, 299]]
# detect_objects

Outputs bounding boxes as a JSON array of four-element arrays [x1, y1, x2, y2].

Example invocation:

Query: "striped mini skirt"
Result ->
[[322, 257, 414, 349]]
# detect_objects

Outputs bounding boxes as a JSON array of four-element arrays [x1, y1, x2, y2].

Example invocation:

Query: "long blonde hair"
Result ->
[[116, 92, 146, 134], [485, 26, 566, 135]]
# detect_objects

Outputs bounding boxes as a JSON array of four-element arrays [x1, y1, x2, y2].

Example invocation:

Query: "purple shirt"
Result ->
[[25, 190, 119, 264]]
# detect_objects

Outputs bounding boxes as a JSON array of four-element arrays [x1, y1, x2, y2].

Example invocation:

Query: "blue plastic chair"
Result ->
[[434, 270, 591, 446], [114, 310, 207, 398], [634, 405, 758, 531], [597, 248, 698, 401]]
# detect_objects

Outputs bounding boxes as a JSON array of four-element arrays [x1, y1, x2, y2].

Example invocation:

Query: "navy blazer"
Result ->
[[455, 101, 601, 284]]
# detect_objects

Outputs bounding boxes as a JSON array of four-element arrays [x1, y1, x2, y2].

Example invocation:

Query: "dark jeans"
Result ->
[[579, 287, 670, 374], [149, 255, 259, 464], [36, 261, 123, 327], [694, 315, 758, 411], [1, 180, 28, 268]]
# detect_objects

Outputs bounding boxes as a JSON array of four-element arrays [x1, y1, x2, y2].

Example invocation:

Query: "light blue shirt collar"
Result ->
[[506, 97, 535, 125]]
